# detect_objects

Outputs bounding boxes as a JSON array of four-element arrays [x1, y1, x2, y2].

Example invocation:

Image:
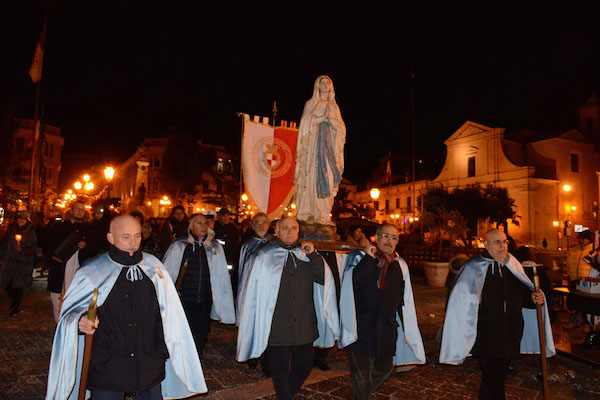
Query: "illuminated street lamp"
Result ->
[[159, 196, 171, 206], [571, 205, 577, 211], [74, 181, 83, 190], [563, 184, 571, 192], [370, 188, 380, 200], [83, 174, 90, 183], [85, 182, 94, 191], [104, 167, 115, 182], [290, 203, 296, 209], [241, 193, 249, 202], [553, 221, 559, 227]]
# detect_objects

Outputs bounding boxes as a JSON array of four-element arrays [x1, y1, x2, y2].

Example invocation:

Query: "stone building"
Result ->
[[111, 137, 235, 217], [3, 118, 65, 214]]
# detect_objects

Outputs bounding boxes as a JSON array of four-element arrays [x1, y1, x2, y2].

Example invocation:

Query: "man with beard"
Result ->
[[45, 200, 87, 322], [46, 215, 206, 400], [0, 211, 37, 316], [440, 229, 554, 400], [339, 223, 425, 399], [162, 213, 235, 360], [157, 206, 188, 255], [237, 216, 339, 400]]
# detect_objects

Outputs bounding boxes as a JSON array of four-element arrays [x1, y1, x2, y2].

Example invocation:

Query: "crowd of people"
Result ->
[[2, 202, 589, 400]]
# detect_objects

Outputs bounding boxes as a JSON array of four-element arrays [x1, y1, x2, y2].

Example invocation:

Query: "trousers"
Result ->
[[347, 349, 393, 400], [182, 300, 212, 359], [91, 382, 162, 400], [266, 343, 313, 400], [478, 356, 511, 400]]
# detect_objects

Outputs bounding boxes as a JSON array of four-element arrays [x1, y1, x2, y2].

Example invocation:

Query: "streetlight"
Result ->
[[104, 167, 115, 182], [369, 188, 380, 200], [83, 174, 90, 183], [563, 184, 571, 192], [571, 205, 577, 211], [241, 193, 248, 202], [553, 221, 559, 227], [74, 181, 82, 190], [85, 182, 94, 191]]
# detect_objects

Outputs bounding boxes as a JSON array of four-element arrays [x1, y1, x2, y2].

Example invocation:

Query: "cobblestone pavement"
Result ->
[[1, 275, 599, 400]]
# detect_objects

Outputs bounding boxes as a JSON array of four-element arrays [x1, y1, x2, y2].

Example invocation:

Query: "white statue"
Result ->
[[294, 75, 346, 225]]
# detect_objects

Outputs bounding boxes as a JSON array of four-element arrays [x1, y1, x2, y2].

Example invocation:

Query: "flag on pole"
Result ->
[[29, 15, 48, 83], [242, 115, 299, 219], [385, 152, 392, 184]]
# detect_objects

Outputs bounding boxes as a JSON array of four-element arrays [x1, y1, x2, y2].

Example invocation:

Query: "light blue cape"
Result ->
[[338, 251, 426, 366], [46, 252, 207, 400], [236, 243, 339, 362], [162, 235, 236, 324], [439, 253, 556, 365], [236, 235, 270, 320]]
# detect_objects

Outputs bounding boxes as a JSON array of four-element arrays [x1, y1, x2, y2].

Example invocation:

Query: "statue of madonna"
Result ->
[[294, 75, 346, 226]]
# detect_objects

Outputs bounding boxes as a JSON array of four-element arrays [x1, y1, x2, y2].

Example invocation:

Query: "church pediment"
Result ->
[[557, 129, 591, 144], [444, 121, 497, 145]]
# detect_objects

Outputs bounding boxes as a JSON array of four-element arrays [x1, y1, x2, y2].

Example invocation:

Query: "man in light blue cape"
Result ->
[[162, 213, 236, 360], [236, 212, 271, 320], [237, 216, 339, 400], [338, 224, 425, 399], [440, 229, 555, 399], [46, 215, 206, 400]]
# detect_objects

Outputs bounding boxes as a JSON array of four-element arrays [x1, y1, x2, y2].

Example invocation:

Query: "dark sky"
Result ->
[[2, 1, 600, 182]]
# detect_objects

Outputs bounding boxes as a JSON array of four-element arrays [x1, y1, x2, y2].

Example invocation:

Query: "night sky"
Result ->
[[1, 1, 599, 183]]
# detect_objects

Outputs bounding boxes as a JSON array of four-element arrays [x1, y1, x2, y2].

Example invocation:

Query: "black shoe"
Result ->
[[314, 360, 330, 371], [248, 359, 258, 370]]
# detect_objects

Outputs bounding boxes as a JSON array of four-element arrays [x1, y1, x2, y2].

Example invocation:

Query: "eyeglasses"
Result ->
[[378, 233, 399, 241], [486, 239, 508, 246]]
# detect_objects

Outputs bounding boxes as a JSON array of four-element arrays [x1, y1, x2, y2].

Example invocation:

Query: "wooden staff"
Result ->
[[78, 288, 98, 400], [533, 266, 550, 399], [175, 259, 189, 294]]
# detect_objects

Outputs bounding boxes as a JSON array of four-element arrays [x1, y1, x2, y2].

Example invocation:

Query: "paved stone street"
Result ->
[[1, 274, 598, 399]]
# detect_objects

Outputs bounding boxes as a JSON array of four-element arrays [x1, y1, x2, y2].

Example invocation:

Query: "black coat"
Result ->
[[350, 255, 405, 358], [44, 221, 84, 293]]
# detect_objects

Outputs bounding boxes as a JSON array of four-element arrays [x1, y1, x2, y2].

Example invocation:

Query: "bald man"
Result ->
[[46, 215, 206, 400], [440, 229, 555, 400], [237, 216, 339, 400]]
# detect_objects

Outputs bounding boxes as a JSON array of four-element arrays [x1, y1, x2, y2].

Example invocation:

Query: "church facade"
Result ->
[[348, 94, 600, 249]]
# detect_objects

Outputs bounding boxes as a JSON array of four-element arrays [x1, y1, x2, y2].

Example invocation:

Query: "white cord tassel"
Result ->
[[126, 265, 143, 282]]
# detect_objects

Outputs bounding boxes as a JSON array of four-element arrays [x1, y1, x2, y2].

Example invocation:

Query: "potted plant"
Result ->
[[421, 207, 468, 287]]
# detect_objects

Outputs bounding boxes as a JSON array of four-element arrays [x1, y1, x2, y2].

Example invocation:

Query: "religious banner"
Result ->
[[242, 115, 298, 219]]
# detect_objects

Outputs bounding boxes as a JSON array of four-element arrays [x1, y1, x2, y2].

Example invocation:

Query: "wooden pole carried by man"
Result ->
[[78, 288, 98, 400]]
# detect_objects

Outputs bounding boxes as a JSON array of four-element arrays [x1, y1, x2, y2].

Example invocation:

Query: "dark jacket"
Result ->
[[158, 219, 188, 255], [0, 222, 37, 289], [350, 255, 405, 358], [268, 241, 324, 346], [88, 246, 169, 392], [471, 251, 536, 359], [214, 220, 240, 265], [45, 220, 85, 293]]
